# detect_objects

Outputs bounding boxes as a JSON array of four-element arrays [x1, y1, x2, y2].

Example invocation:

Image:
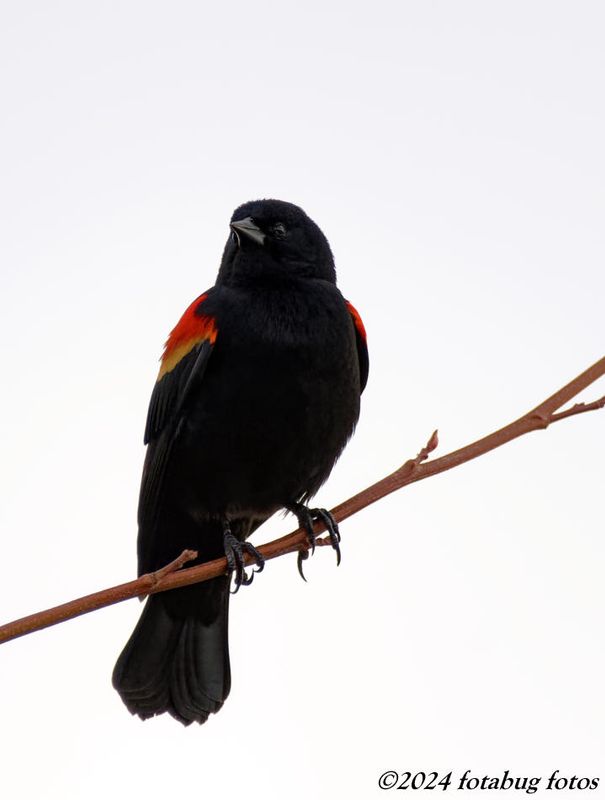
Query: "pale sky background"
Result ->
[[1, 2, 604, 798]]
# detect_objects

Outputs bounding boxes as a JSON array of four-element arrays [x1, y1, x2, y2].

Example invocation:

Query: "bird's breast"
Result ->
[[169, 284, 360, 517]]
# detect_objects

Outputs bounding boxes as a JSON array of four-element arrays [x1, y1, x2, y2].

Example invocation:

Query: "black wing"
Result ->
[[144, 339, 214, 444], [346, 300, 369, 393], [138, 341, 215, 536], [138, 292, 217, 537]]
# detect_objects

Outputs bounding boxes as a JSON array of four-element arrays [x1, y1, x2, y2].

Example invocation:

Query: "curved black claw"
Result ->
[[223, 529, 265, 594], [315, 508, 341, 566], [289, 503, 342, 579], [297, 547, 309, 582]]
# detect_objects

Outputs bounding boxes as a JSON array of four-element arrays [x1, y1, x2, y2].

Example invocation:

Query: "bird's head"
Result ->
[[217, 199, 336, 286]]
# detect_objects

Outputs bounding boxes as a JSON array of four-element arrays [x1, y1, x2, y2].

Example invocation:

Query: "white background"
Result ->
[[1, 2, 604, 798]]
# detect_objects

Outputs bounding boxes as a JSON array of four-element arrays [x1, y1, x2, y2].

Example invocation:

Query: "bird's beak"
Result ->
[[230, 217, 265, 246]]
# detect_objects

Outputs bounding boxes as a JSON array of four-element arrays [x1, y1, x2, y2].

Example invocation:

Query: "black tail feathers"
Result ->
[[112, 577, 231, 726]]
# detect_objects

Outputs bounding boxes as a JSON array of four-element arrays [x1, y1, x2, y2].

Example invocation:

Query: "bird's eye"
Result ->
[[271, 222, 287, 239]]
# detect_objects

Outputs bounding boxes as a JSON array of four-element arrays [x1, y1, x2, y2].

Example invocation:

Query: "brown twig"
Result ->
[[147, 548, 198, 585], [549, 395, 605, 423], [1, 357, 604, 646]]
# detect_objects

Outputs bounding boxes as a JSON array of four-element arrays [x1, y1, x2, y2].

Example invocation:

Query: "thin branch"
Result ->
[[549, 395, 605, 423], [148, 548, 198, 585], [1, 357, 604, 646]]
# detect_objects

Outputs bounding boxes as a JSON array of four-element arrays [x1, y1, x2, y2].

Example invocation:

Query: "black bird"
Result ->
[[112, 199, 369, 725]]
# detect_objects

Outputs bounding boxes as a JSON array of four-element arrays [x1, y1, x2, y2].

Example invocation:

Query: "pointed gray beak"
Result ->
[[230, 217, 265, 246]]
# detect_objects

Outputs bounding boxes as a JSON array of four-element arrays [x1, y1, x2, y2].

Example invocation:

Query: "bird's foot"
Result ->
[[223, 529, 264, 594], [287, 503, 341, 580]]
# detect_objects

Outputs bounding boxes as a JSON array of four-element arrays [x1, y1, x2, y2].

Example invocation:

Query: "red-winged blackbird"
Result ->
[[112, 199, 368, 725]]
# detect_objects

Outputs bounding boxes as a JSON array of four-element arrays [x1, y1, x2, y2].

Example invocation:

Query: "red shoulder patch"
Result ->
[[158, 293, 218, 380], [345, 300, 367, 343]]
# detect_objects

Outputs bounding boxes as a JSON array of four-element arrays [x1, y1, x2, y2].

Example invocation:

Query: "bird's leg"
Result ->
[[287, 503, 341, 580], [223, 526, 265, 594]]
